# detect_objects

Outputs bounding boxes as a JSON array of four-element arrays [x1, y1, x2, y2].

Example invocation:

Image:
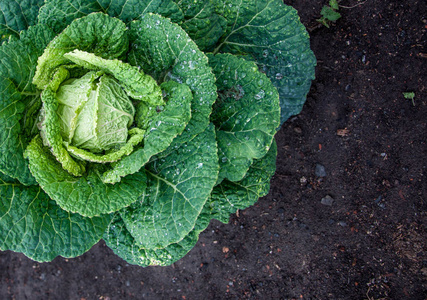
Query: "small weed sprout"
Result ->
[[403, 92, 415, 106], [317, 0, 342, 28]]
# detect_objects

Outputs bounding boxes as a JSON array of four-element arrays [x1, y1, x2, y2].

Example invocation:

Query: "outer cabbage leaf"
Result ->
[[155, 0, 184, 23], [0, 0, 45, 36], [37, 0, 103, 33], [103, 212, 205, 267], [213, 0, 316, 125], [208, 53, 280, 183], [24, 135, 147, 217], [119, 124, 219, 249], [37, 0, 183, 34], [103, 140, 277, 266], [97, 0, 183, 24], [128, 13, 217, 145], [173, 0, 227, 51], [209, 139, 277, 223], [0, 172, 111, 262], [0, 24, 55, 185]]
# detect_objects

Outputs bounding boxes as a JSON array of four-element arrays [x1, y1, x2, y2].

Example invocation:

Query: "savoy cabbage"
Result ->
[[0, 0, 315, 266]]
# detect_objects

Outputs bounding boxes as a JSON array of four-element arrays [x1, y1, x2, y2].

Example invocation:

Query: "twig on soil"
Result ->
[[340, 0, 369, 9], [366, 287, 374, 300]]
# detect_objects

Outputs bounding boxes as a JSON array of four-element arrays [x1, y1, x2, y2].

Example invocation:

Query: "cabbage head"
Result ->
[[0, 0, 315, 266]]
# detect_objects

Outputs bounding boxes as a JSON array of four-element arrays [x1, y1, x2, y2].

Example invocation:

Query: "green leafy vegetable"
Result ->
[[0, 0, 315, 266]]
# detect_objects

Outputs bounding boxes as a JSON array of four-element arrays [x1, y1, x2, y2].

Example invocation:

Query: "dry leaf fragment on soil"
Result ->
[[337, 128, 350, 136]]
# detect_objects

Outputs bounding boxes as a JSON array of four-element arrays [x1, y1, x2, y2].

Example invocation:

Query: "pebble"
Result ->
[[321, 195, 334, 206], [315, 164, 327, 177], [375, 195, 386, 208], [300, 176, 307, 184]]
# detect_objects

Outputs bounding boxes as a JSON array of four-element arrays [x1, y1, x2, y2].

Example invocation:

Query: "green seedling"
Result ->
[[317, 0, 342, 28], [403, 92, 416, 106]]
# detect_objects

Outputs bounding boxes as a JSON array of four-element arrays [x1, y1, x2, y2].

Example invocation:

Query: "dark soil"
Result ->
[[1, 0, 426, 299]]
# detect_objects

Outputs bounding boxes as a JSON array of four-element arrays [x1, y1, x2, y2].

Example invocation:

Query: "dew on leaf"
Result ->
[[254, 90, 265, 100]]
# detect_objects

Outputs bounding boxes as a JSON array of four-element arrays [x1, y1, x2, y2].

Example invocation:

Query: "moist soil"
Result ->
[[1, 0, 426, 299]]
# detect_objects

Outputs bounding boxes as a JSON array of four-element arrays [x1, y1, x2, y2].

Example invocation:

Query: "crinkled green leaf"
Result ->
[[104, 211, 206, 267], [21, 94, 42, 138], [0, 80, 35, 185], [38, 0, 183, 34], [103, 140, 276, 266], [55, 71, 102, 145], [128, 13, 217, 145], [0, 24, 55, 185], [0, 174, 112, 262], [0, 0, 45, 36], [214, 0, 316, 124], [97, 0, 183, 24], [102, 81, 192, 184], [208, 53, 280, 182], [119, 124, 218, 249], [63, 49, 163, 106], [40, 87, 86, 177], [24, 135, 147, 217], [66, 128, 145, 163], [174, 0, 226, 51], [37, 0, 103, 33], [33, 12, 129, 90], [208, 139, 277, 223], [155, 0, 184, 23]]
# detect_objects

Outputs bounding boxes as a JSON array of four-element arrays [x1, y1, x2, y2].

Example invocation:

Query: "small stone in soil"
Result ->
[[338, 221, 347, 227], [321, 195, 334, 206], [315, 164, 327, 177]]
